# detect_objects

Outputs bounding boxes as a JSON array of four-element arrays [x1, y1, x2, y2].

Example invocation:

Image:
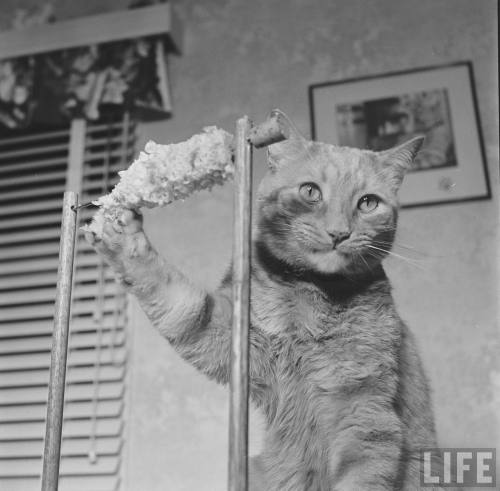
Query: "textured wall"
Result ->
[[2, 1, 497, 489]]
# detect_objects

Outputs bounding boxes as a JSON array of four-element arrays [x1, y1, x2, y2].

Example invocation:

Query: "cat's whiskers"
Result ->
[[372, 239, 428, 257], [367, 245, 429, 272], [373, 237, 442, 259]]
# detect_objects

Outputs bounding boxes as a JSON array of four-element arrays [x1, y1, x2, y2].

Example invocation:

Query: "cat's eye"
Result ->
[[299, 183, 322, 203], [357, 194, 380, 212]]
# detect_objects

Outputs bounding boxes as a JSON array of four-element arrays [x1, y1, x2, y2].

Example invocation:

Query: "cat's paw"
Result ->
[[84, 209, 153, 284]]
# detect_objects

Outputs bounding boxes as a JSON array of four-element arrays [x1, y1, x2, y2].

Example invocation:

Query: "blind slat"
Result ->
[[83, 163, 125, 178], [0, 199, 63, 217], [0, 239, 99, 263], [0, 255, 62, 275], [0, 171, 66, 188], [0, 314, 125, 338], [0, 296, 121, 321], [0, 185, 65, 204], [0, 241, 60, 261], [83, 149, 134, 165], [0, 128, 70, 147], [0, 419, 123, 441], [0, 381, 124, 405], [0, 142, 68, 161], [0, 268, 116, 291], [0, 474, 120, 491], [0, 281, 121, 306], [61, 455, 120, 478], [81, 176, 119, 192], [0, 346, 126, 371], [0, 436, 122, 459], [0, 456, 120, 477], [0, 156, 68, 175], [0, 212, 63, 230], [0, 365, 125, 388], [0, 400, 123, 422], [84, 133, 135, 149], [0, 227, 61, 246], [0, 329, 126, 355]]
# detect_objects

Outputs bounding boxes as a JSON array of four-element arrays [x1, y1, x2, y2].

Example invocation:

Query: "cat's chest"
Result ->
[[251, 280, 344, 337], [271, 333, 377, 393], [250, 275, 400, 391]]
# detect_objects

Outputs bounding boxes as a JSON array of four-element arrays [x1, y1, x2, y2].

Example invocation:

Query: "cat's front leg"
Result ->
[[85, 209, 272, 388], [329, 399, 403, 491], [84, 209, 220, 368], [85, 209, 208, 339]]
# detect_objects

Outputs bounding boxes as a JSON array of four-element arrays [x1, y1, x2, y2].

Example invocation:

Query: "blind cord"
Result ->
[[88, 116, 113, 465]]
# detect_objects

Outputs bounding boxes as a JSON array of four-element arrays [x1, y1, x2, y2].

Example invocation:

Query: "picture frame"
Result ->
[[308, 62, 491, 208]]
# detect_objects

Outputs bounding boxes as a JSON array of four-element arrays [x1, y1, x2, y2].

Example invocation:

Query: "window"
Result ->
[[0, 116, 134, 490]]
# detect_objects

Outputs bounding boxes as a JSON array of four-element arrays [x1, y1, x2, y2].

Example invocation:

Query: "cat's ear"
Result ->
[[377, 136, 425, 190], [267, 134, 309, 172]]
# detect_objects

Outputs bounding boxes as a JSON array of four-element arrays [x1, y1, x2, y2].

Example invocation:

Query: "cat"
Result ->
[[86, 132, 452, 490]]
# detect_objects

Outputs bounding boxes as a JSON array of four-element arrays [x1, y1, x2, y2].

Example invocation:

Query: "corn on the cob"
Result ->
[[84, 126, 234, 234]]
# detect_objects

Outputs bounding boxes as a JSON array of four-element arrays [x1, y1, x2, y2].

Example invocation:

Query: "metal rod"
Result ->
[[228, 116, 253, 491], [41, 191, 78, 491]]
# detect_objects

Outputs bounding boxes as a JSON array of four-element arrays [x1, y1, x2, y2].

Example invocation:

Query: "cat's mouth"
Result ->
[[310, 242, 350, 254], [310, 245, 337, 254], [304, 245, 353, 275]]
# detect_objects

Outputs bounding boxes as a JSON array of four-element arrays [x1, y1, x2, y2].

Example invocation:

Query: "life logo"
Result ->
[[420, 448, 496, 487]]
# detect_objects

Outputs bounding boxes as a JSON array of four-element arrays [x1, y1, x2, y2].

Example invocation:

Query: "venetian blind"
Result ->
[[0, 117, 135, 491]]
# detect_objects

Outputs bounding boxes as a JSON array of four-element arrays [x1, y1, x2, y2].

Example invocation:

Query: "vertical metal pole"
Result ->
[[65, 119, 86, 194], [41, 191, 78, 491], [228, 116, 252, 491]]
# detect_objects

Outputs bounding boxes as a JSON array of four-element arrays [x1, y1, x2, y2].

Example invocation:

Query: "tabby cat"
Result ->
[[86, 131, 449, 490]]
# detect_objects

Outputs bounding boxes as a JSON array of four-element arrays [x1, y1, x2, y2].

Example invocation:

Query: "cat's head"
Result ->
[[255, 133, 423, 276]]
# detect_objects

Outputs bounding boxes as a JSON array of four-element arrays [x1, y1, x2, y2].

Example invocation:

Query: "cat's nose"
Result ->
[[328, 230, 351, 248]]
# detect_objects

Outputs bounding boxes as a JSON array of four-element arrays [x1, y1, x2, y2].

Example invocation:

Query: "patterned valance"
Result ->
[[0, 3, 178, 130]]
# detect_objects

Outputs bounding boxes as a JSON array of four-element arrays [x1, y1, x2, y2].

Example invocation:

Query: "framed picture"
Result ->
[[309, 62, 491, 208]]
